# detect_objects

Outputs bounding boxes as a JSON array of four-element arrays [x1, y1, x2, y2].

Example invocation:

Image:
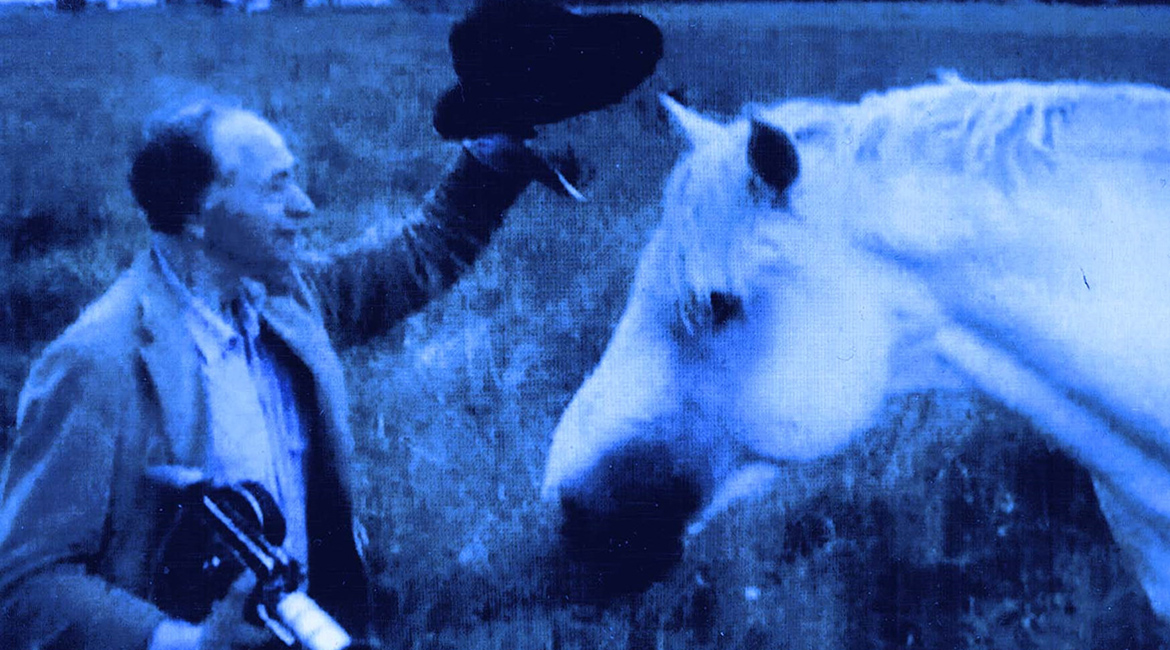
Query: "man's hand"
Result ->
[[463, 136, 586, 201], [198, 572, 275, 650], [150, 572, 275, 650]]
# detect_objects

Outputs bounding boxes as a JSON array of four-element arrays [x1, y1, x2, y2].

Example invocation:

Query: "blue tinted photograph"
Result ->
[[2, 0, 1170, 648]]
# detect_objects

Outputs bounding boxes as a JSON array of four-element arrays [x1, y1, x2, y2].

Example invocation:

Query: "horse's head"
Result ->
[[542, 96, 925, 597], [544, 78, 1170, 605]]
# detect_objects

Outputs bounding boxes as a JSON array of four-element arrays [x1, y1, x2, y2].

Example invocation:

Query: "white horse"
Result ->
[[542, 74, 1170, 613]]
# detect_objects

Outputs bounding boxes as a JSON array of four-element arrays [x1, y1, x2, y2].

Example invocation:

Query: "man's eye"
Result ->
[[268, 171, 294, 193]]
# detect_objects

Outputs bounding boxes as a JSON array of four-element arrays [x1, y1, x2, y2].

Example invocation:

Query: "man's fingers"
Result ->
[[206, 571, 258, 626], [463, 136, 587, 201], [200, 571, 277, 650], [227, 621, 274, 650], [225, 571, 259, 600], [213, 570, 259, 613]]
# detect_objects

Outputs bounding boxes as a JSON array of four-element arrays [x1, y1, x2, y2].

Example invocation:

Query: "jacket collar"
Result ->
[[135, 248, 348, 461], [150, 242, 274, 362]]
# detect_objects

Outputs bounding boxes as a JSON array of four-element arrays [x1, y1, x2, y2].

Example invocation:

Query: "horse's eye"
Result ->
[[709, 291, 744, 328], [680, 291, 744, 335]]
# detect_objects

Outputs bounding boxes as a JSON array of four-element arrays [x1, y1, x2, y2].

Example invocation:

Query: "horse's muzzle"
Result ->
[[555, 439, 704, 601]]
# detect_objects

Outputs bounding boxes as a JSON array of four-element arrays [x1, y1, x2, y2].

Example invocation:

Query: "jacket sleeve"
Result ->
[[312, 146, 532, 345], [0, 342, 166, 650]]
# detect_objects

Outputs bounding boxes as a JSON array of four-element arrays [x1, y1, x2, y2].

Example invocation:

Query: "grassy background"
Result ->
[[4, 3, 1170, 648]]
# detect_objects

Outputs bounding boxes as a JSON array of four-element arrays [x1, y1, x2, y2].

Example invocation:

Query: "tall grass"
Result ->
[[4, 3, 1170, 648]]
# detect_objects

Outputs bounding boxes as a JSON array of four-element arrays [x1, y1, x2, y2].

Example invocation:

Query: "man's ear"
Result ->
[[191, 179, 228, 235], [199, 170, 233, 208]]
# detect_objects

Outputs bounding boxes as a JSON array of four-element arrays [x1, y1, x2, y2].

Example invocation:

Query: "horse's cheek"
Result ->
[[733, 288, 891, 461]]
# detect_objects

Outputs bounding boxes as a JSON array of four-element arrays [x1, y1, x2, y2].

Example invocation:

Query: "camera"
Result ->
[[147, 469, 357, 650]]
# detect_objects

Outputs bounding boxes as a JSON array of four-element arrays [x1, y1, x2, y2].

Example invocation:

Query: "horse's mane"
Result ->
[[793, 73, 1170, 191], [656, 76, 1170, 317]]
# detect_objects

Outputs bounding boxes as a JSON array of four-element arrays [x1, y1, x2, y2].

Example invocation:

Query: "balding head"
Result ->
[[196, 108, 314, 274], [207, 109, 296, 189], [130, 104, 298, 230]]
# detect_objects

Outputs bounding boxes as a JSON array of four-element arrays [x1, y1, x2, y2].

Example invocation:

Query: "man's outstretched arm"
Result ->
[[312, 1, 660, 344], [313, 137, 542, 345]]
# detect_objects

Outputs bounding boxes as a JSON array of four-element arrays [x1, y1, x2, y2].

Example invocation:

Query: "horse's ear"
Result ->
[[749, 118, 799, 194], [660, 93, 723, 148]]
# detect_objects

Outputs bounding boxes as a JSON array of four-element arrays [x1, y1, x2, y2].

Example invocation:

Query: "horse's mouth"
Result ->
[[554, 439, 705, 601]]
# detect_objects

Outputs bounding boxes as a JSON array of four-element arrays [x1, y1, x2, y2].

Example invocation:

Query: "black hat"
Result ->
[[433, 0, 663, 140]]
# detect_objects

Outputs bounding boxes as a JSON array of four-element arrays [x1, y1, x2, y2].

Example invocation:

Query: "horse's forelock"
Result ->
[[658, 119, 772, 316]]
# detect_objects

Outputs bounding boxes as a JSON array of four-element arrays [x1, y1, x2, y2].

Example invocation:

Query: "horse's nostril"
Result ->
[[556, 440, 704, 600]]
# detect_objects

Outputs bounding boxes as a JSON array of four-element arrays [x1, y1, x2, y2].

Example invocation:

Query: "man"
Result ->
[[0, 5, 663, 649], [0, 100, 537, 650]]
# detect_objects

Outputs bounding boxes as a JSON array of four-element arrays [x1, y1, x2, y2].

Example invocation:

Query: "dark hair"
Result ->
[[128, 128, 217, 235]]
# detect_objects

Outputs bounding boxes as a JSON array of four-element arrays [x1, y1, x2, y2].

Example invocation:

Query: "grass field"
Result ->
[[4, 3, 1170, 648]]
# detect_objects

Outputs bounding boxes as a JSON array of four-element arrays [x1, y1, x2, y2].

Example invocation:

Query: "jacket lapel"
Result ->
[[134, 253, 208, 464], [262, 293, 351, 434], [261, 280, 370, 605], [260, 277, 360, 495]]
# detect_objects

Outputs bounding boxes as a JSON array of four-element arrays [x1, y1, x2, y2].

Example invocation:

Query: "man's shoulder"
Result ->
[[38, 254, 155, 369], [16, 256, 158, 427]]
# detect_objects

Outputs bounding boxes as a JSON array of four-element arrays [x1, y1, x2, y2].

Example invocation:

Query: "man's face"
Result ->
[[200, 110, 315, 275]]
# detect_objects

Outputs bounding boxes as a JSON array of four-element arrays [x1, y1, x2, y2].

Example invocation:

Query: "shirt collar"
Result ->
[[151, 240, 269, 359]]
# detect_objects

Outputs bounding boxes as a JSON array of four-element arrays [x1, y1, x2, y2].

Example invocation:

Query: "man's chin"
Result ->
[[264, 249, 305, 273], [223, 249, 300, 281]]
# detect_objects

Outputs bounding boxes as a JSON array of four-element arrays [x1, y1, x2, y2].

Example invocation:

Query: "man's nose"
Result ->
[[286, 184, 315, 219]]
